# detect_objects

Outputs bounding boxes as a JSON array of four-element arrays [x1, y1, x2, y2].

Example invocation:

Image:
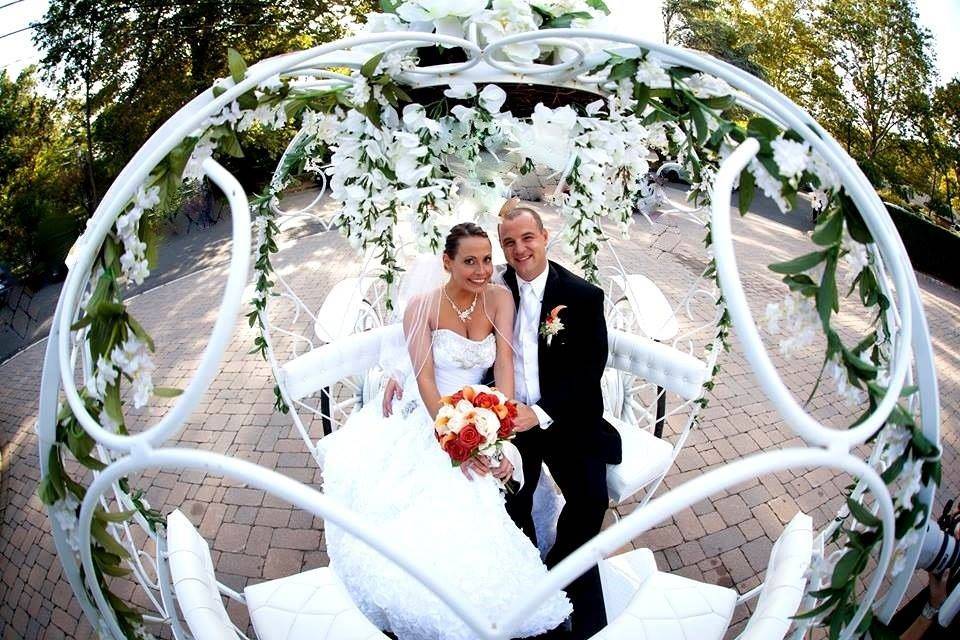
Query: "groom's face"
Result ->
[[499, 210, 549, 282]]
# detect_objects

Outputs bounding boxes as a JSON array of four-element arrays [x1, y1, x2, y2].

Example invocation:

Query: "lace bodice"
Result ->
[[430, 329, 496, 396]]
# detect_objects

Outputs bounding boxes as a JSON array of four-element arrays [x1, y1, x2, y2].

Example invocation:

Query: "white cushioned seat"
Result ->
[[735, 512, 813, 640], [166, 509, 238, 639], [605, 412, 674, 504], [245, 567, 387, 640], [595, 547, 737, 640]]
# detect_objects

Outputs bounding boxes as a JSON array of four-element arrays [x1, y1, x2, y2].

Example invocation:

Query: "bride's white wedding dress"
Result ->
[[323, 329, 572, 639]]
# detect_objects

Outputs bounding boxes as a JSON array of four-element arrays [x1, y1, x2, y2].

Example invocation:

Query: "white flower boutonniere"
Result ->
[[539, 304, 567, 346]]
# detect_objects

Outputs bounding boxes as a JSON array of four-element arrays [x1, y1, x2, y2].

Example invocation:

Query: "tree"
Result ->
[[0, 69, 84, 284], [934, 79, 960, 211], [816, 0, 934, 164], [32, 1, 376, 208], [660, 0, 766, 77]]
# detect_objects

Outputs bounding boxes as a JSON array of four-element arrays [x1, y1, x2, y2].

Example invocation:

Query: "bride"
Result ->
[[322, 222, 572, 639]]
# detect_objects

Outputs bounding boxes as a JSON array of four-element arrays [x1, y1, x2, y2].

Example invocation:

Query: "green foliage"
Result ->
[[0, 69, 84, 284], [667, 0, 956, 221]]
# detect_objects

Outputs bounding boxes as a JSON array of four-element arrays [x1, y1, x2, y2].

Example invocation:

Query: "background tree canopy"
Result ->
[[0, 0, 956, 286], [663, 0, 958, 224]]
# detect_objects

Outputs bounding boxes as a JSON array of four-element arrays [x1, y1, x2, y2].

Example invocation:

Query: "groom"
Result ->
[[498, 206, 622, 639]]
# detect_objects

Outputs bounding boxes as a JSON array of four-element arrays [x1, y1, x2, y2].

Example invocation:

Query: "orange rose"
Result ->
[[474, 392, 497, 409], [462, 386, 477, 403], [444, 438, 471, 463], [458, 424, 483, 449], [498, 416, 514, 439], [493, 403, 509, 419]]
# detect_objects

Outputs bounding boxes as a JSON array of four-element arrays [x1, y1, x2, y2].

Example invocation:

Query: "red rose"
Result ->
[[506, 401, 518, 418], [444, 438, 471, 463], [498, 417, 514, 439], [458, 424, 483, 449], [450, 390, 464, 404], [474, 392, 497, 409]]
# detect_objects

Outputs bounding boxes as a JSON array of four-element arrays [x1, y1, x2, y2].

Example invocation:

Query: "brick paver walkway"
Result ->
[[1, 190, 957, 638]]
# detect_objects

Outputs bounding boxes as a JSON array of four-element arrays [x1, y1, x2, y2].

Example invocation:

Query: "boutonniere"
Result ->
[[539, 305, 567, 346]]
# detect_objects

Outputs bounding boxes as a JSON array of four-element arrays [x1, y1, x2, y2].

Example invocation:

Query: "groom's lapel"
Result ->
[[539, 262, 562, 326], [503, 266, 520, 309], [538, 263, 562, 370]]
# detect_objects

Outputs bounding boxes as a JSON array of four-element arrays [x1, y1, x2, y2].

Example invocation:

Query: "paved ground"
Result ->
[[0, 187, 957, 638]]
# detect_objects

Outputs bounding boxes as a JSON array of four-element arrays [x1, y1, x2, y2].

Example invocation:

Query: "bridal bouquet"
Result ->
[[434, 384, 518, 466]]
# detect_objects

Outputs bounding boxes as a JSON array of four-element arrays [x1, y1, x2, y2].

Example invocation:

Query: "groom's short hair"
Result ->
[[501, 206, 545, 232]]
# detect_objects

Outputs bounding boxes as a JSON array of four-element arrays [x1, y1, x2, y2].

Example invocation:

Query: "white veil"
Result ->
[[376, 202, 526, 485]]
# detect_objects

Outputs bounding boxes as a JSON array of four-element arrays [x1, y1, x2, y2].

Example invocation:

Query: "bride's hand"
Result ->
[[460, 456, 489, 479], [381, 377, 403, 417], [491, 457, 514, 481]]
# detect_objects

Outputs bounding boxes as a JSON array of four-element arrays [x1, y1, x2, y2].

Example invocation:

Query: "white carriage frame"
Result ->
[[36, 23, 940, 640]]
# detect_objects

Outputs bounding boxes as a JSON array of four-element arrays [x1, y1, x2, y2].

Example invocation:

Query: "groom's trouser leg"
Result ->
[[504, 429, 543, 547], [543, 450, 609, 640]]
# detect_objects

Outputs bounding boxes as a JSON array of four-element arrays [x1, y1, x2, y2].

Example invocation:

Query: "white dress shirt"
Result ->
[[513, 266, 553, 429]]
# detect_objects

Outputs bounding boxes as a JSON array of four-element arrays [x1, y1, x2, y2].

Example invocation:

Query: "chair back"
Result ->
[[736, 511, 814, 640], [607, 328, 708, 401], [166, 510, 237, 639], [281, 324, 402, 402]]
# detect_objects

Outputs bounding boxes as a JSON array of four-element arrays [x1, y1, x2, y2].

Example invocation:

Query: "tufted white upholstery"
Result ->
[[281, 325, 402, 402], [314, 277, 379, 344], [598, 547, 659, 621], [166, 510, 239, 640], [735, 512, 813, 640], [604, 412, 674, 504], [606, 329, 707, 401], [610, 274, 679, 342], [594, 547, 738, 640], [244, 567, 387, 640]]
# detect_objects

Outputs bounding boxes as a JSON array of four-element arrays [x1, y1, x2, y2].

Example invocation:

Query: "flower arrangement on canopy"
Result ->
[[36, 2, 940, 638]]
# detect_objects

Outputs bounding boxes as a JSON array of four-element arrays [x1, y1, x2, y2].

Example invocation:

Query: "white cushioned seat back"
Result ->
[[244, 566, 387, 640], [607, 329, 707, 401], [314, 277, 378, 343], [281, 324, 403, 402], [166, 510, 237, 639], [610, 274, 679, 342], [736, 511, 814, 640], [592, 549, 737, 640], [604, 413, 674, 504]]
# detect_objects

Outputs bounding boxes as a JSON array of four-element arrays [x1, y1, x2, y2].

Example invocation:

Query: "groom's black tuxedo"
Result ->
[[502, 261, 621, 640]]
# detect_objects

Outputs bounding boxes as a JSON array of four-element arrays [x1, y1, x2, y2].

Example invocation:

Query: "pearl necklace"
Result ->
[[443, 285, 479, 323]]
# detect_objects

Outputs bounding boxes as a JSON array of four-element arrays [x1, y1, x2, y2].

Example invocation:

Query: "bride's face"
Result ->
[[443, 236, 494, 294]]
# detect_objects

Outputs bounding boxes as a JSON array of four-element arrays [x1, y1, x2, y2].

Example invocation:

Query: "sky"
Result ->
[[0, 0, 958, 82]]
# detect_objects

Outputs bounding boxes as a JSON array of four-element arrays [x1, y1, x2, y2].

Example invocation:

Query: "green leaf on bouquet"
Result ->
[[816, 251, 838, 329]]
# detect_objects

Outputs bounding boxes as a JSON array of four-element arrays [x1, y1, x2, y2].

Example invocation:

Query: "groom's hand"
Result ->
[[512, 403, 539, 432], [381, 376, 402, 417]]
